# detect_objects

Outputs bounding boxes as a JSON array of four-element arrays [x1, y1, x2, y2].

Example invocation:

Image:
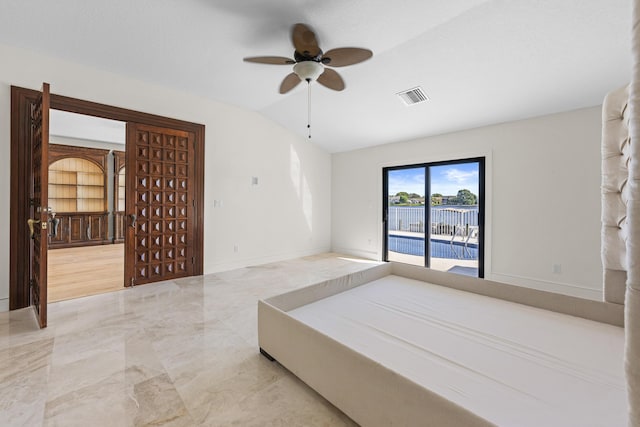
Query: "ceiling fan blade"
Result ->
[[317, 68, 345, 91], [243, 56, 295, 65], [279, 73, 302, 94], [322, 47, 373, 67], [292, 23, 321, 57]]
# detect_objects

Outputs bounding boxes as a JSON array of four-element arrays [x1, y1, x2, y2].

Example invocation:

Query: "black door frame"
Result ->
[[383, 157, 485, 278]]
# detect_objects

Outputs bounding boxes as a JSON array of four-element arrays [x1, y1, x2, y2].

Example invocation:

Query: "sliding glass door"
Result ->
[[384, 166, 426, 266], [383, 158, 484, 278]]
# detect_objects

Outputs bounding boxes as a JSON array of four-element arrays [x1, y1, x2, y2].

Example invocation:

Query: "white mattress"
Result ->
[[288, 275, 627, 426]]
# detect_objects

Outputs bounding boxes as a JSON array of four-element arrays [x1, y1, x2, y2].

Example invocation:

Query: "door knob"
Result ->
[[50, 216, 60, 238], [27, 218, 41, 239]]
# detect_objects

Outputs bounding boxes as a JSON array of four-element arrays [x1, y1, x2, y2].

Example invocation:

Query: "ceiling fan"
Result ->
[[243, 23, 373, 94]]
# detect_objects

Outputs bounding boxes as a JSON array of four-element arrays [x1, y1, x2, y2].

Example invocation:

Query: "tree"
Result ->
[[408, 193, 421, 199], [395, 191, 409, 204], [455, 189, 477, 205]]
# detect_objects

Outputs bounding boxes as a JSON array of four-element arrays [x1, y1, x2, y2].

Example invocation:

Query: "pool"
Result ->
[[388, 235, 478, 260]]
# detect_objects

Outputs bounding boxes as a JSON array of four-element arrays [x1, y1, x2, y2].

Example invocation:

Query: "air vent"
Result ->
[[397, 86, 429, 106]]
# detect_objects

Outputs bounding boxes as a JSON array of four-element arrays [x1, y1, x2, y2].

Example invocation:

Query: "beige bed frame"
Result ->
[[258, 262, 623, 426]]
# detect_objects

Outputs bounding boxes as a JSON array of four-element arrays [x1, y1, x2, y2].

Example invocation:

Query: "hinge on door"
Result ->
[[29, 279, 34, 289], [192, 257, 195, 265], [130, 278, 135, 287], [192, 200, 195, 208]]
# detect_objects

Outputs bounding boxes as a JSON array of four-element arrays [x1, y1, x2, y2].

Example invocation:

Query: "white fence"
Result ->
[[388, 206, 478, 236]]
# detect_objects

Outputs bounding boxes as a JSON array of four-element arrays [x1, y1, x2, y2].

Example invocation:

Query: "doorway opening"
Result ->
[[10, 85, 205, 326], [383, 158, 485, 278], [47, 110, 127, 302]]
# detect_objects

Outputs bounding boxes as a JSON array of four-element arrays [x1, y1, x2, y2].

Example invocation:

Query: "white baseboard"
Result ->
[[205, 246, 331, 275], [330, 246, 379, 261], [488, 272, 603, 301]]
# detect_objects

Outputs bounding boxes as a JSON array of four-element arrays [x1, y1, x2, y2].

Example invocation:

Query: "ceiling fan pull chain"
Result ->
[[307, 80, 312, 139]]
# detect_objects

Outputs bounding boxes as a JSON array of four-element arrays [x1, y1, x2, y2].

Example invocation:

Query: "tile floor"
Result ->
[[0, 253, 382, 426]]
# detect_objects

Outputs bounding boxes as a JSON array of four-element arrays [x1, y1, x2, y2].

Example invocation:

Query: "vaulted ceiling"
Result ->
[[0, 0, 631, 152]]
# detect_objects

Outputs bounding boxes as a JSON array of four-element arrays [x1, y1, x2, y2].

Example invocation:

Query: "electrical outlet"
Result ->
[[552, 264, 562, 274], [233, 244, 239, 253]]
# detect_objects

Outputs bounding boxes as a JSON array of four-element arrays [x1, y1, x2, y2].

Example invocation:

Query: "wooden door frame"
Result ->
[[10, 86, 205, 310]]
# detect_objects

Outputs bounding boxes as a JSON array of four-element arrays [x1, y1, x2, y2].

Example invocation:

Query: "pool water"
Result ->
[[388, 235, 478, 260]]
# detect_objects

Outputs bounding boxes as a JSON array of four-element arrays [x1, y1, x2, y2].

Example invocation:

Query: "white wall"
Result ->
[[50, 135, 124, 152], [332, 107, 603, 299], [0, 43, 332, 311]]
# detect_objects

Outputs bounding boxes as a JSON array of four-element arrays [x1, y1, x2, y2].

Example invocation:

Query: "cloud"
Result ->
[[431, 165, 479, 196], [388, 169, 425, 196], [444, 168, 478, 184], [388, 164, 479, 197]]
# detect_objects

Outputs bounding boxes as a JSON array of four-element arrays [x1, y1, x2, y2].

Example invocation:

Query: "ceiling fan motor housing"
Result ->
[[294, 49, 323, 63], [293, 61, 324, 82]]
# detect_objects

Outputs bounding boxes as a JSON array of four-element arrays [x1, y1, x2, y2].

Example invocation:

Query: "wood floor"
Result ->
[[48, 244, 125, 302]]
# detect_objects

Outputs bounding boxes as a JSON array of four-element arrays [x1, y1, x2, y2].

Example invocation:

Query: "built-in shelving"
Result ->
[[113, 151, 126, 243], [117, 166, 126, 212], [47, 144, 110, 248], [49, 158, 106, 212]]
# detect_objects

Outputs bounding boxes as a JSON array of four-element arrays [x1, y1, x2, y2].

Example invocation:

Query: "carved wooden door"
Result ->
[[125, 124, 195, 286], [30, 83, 50, 328]]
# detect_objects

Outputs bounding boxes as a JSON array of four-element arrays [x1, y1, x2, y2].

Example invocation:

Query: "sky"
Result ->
[[388, 163, 479, 197]]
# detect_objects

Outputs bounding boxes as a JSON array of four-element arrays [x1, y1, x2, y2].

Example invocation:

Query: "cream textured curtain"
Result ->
[[627, 1, 640, 425]]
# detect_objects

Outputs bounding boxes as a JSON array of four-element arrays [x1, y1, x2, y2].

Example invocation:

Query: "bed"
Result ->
[[258, 263, 626, 426]]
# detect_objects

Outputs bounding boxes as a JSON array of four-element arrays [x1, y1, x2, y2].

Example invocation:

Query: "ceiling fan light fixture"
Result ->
[[293, 61, 324, 82]]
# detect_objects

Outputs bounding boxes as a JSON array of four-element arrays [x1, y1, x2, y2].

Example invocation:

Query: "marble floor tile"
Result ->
[[0, 253, 380, 426], [173, 353, 283, 425], [201, 373, 358, 427], [131, 373, 195, 427], [43, 373, 135, 427]]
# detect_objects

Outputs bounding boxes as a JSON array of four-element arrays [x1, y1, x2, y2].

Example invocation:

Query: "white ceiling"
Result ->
[[0, 0, 631, 153], [50, 110, 126, 144]]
